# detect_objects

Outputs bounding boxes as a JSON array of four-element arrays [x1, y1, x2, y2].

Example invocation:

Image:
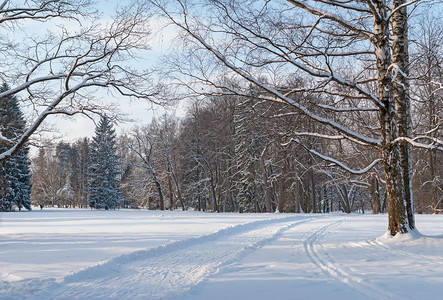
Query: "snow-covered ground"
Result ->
[[1, 209, 442, 299]]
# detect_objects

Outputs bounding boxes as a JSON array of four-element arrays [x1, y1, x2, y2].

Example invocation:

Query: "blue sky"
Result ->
[[26, 0, 179, 151]]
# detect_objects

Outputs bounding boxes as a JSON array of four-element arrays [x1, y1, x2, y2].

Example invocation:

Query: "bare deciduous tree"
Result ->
[[409, 13, 443, 214], [0, 1, 161, 162], [150, 0, 443, 235], [129, 128, 166, 210]]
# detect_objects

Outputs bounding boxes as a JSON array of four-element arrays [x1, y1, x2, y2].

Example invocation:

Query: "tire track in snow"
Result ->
[[2, 216, 315, 300], [303, 218, 398, 300]]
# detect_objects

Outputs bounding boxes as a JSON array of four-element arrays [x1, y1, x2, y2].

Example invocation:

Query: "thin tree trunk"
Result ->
[[230, 191, 236, 212], [167, 165, 173, 210], [306, 188, 311, 213], [209, 176, 218, 212], [260, 154, 272, 213], [294, 179, 300, 213], [310, 168, 316, 213], [278, 173, 285, 213], [370, 174, 381, 214], [333, 184, 351, 213]]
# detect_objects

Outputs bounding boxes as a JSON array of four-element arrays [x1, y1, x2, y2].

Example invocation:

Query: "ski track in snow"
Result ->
[[303, 218, 404, 300], [368, 239, 443, 263], [1, 215, 316, 300]]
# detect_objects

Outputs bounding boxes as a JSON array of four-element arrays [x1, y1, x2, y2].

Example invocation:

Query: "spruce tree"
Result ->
[[88, 116, 121, 209], [0, 83, 32, 211]]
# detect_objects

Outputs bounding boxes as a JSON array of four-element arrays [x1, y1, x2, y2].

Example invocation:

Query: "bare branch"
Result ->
[[289, 137, 383, 175]]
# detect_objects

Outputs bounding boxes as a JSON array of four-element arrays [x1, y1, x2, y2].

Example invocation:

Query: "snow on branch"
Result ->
[[286, 0, 374, 40], [151, 0, 384, 148], [282, 131, 374, 147], [289, 138, 382, 175], [424, 123, 442, 136], [0, 75, 68, 99], [388, 0, 422, 21], [317, 104, 378, 112], [430, 81, 443, 95], [0, 134, 12, 144], [393, 136, 443, 151], [176, 29, 382, 146], [288, 58, 385, 110], [314, 0, 371, 14], [0, 0, 92, 24], [309, 148, 382, 175], [349, 179, 371, 188], [367, 0, 383, 21], [388, 63, 408, 83], [285, 132, 347, 141]]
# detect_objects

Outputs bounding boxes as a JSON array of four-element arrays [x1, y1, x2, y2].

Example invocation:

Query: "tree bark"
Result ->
[[154, 178, 165, 210], [150, 0, 421, 234], [392, 0, 415, 229], [167, 165, 174, 210], [310, 168, 316, 213], [278, 172, 286, 213], [294, 174, 300, 213], [260, 153, 272, 213], [370, 174, 381, 214], [374, 0, 414, 235]]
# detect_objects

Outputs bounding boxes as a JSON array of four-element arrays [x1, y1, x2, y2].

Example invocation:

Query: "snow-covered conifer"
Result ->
[[0, 83, 32, 211], [88, 116, 121, 209]]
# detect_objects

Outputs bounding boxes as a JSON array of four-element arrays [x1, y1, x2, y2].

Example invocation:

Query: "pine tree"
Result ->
[[0, 83, 32, 211], [88, 116, 121, 209]]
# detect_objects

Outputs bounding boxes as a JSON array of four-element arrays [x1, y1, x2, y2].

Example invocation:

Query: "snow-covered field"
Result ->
[[1, 209, 442, 299]]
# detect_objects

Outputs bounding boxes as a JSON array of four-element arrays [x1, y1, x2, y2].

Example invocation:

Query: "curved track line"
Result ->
[[303, 218, 398, 300], [369, 239, 443, 264], [2, 216, 316, 300]]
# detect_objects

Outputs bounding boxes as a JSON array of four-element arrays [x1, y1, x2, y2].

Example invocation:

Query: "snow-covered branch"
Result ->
[[184, 33, 381, 147], [392, 136, 443, 151], [288, 58, 385, 110], [0, 134, 12, 144], [0, 3, 158, 162], [0, 0, 93, 23], [430, 81, 443, 95], [309, 148, 382, 175], [388, 0, 422, 21], [317, 104, 378, 112], [289, 138, 382, 175], [286, 0, 374, 40]]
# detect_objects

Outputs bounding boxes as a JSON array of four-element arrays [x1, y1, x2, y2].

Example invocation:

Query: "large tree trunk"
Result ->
[[375, 0, 414, 235], [392, 0, 414, 228], [382, 143, 410, 235]]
